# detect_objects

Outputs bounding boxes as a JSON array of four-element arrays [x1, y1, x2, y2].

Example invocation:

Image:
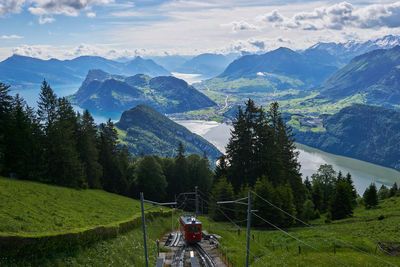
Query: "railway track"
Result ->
[[171, 246, 186, 267], [167, 231, 218, 267], [191, 243, 216, 267]]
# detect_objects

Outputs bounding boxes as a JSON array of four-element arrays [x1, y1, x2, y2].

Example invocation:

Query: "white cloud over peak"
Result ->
[[261, 1, 400, 31]]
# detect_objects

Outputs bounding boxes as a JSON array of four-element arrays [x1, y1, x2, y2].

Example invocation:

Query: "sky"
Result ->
[[1, 0, 400, 60]]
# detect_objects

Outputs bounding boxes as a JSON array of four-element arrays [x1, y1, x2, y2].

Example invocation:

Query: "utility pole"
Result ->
[[246, 191, 252, 267], [195, 186, 199, 217], [140, 192, 177, 267], [140, 193, 148, 267], [217, 192, 252, 267]]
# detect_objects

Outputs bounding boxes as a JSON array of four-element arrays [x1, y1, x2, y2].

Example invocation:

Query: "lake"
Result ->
[[176, 120, 400, 194], [11, 86, 400, 194], [10, 85, 121, 124]]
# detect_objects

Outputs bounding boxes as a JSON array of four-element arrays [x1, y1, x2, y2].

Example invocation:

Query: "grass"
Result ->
[[0, 177, 152, 234], [1, 214, 178, 266], [200, 196, 400, 266]]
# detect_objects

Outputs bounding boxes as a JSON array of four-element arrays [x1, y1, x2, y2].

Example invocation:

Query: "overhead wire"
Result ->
[[252, 212, 348, 266], [197, 190, 288, 266], [251, 190, 397, 267]]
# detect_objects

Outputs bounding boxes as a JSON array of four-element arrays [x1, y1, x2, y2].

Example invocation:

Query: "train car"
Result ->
[[179, 215, 202, 243]]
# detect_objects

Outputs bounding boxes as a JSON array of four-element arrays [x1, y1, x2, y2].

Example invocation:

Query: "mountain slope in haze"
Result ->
[[316, 46, 400, 108], [116, 104, 221, 160], [295, 104, 400, 171], [70, 69, 216, 113], [219, 47, 337, 85], [176, 53, 238, 78], [0, 55, 170, 88], [197, 47, 338, 94], [305, 35, 400, 66], [147, 55, 193, 73]]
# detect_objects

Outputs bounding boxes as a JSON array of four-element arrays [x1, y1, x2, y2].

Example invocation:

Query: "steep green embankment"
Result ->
[[0, 176, 148, 234]]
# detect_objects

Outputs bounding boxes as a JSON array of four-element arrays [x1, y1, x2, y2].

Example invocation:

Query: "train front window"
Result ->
[[187, 225, 200, 232]]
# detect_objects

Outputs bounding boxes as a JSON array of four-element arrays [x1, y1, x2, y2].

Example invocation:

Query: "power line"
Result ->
[[198, 196, 271, 267], [198, 191, 287, 266], [252, 213, 348, 266], [251, 190, 397, 267]]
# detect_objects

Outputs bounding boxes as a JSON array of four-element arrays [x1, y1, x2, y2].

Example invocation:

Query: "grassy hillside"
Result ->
[[2, 215, 176, 266], [202, 196, 400, 266], [0, 177, 152, 234]]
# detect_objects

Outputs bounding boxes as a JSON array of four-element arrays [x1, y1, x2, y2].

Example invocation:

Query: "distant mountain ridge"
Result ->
[[0, 54, 170, 88], [220, 47, 337, 85], [304, 35, 400, 66], [295, 104, 400, 171], [175, 53, 238, 78], [115, 104, 221, 160], [316, 45, 400, 108], [70, 69, 216, 113]]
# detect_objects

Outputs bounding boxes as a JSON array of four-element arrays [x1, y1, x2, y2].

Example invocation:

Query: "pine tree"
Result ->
[[50, 97, 84, 188], [311, 164, 337, 213], [253, 176, 283, 227], [0, 83, 13, 174], [363, 183, 378, 209], [312, 182, 323, 213], [37, 80, 58, 182], [390, 182, 399, 197], [172, 142, 188, 194], [209, 177, 235, 221], [330, 178, 354, 220], [98, 119, 119, 192], [3, 95, 39, 179], [226, 100, 261, 190], [345, 172, 357, 208], [378, 185, 391, 200], [302, 199, 315, 222], [77, 110, 102, 188], [276, 182, 296, 227], [134, 155, 167, 202]]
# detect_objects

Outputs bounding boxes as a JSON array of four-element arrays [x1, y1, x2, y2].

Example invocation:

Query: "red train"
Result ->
[[179, 215, 202, 243]]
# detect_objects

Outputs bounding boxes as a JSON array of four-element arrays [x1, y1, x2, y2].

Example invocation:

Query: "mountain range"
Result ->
[[316, 45, 400, 108], [304, 35, 400, 67], [70, 69, 216, 113], [197, 47, 339, 94], [0, 55, 170, 89], [115, 104, 221, 160], [295, 104, 400, 171]]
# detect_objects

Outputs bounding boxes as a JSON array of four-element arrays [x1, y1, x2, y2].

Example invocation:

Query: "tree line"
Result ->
[[207, 99, 400, 227], [0, 81, 214, 200]]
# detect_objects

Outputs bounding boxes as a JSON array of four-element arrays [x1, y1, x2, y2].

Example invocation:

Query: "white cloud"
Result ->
[[110, 11, 143, 17], [0, 34, 23, 39], [228, 20, 258, 32], [0, 0, 25, 15], [263, 1, 400, 31], [38, 15, 54, 24], [87, 12, 96, 18], [1, 0, 113, 18]]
